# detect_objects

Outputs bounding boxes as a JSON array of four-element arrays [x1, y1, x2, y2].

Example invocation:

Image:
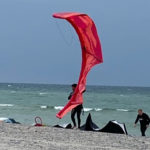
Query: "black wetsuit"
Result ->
[[68, 92, 83, 128], [135, 113, 150, 136]]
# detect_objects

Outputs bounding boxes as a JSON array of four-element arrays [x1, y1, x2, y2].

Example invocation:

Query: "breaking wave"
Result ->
[[53, 106, 103, 112], [83, 108, 102, 112], [40, 105, 130, 112], [116, 109, 129, 112], [0, 104, 14, 107], [39, 92, 47, 95], [95, 108, 103, 111], [40, 106, 64, 110], [83, 108, 93, 112], [40, 105, 48, 109], [54, 106, 64, 110]]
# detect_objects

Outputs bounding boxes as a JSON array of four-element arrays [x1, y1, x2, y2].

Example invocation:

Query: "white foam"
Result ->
[[95, 108, 103, 111], [0, 104, 14, 107], [54, 106, 102, 112], [8, 85, 12, 87], [54, 106, 64, 110], [83, 108, 93, 112], [40, 106, 48, 109], [39, 92, 47, 95], [117, 109, 129, 112]]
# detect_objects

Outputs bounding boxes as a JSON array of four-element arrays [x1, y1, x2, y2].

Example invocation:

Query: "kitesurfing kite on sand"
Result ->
[[52, 12, 103, 119]]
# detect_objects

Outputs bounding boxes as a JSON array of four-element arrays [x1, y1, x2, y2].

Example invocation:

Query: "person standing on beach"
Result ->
[[68, 84, 84, 129], [134, 109, 150, 136]]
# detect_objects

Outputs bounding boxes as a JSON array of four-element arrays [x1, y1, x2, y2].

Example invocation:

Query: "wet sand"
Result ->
[[0, 123, 149, 150]]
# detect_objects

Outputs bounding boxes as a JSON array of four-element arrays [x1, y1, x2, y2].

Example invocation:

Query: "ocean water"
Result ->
[[0, 83, 150, 136]]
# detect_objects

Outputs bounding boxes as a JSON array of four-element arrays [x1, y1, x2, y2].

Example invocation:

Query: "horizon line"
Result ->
[[0, 81, 150, 88]]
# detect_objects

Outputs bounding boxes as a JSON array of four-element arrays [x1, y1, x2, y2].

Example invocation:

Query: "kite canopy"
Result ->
[[53, 12, 103, 119], [99, 121, 128, 134], [80, 113, 100, 131]]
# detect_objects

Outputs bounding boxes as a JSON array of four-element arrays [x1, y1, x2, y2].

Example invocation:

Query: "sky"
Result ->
[[0, 0, 150, 87]]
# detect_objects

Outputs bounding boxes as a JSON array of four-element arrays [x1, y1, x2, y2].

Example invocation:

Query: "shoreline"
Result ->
[[0, 123, 149, 150]]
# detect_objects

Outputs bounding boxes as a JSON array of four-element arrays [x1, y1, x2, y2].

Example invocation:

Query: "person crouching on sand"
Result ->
[[68, 84, 85, 129], [134, 109, 150, 136]]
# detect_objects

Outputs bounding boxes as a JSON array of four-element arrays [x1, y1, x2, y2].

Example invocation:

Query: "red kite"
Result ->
[[53, 12, 103, 119]]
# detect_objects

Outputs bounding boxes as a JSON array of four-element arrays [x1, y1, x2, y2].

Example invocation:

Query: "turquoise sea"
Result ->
[[0, 83, 150, 136]]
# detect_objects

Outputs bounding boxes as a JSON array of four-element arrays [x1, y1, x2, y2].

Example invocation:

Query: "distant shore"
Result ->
[[0, 123, 149, 150]]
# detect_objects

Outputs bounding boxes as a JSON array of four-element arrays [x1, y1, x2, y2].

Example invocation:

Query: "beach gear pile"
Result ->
[[0, 117, 20, 124], [54, 113, 128, 135], [81, 113, 128, 134], [54, 123, 72, 129]]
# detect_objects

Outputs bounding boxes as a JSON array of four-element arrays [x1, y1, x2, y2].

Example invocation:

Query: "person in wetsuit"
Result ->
[[134, 109, 150, 136], [68, 84, 84, 129]]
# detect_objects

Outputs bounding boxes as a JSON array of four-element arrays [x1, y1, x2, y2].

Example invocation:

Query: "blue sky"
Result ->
[[0, 0, 150, 87]]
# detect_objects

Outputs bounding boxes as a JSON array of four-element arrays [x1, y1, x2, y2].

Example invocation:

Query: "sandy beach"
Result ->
[[0, 123, 149, 150]]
